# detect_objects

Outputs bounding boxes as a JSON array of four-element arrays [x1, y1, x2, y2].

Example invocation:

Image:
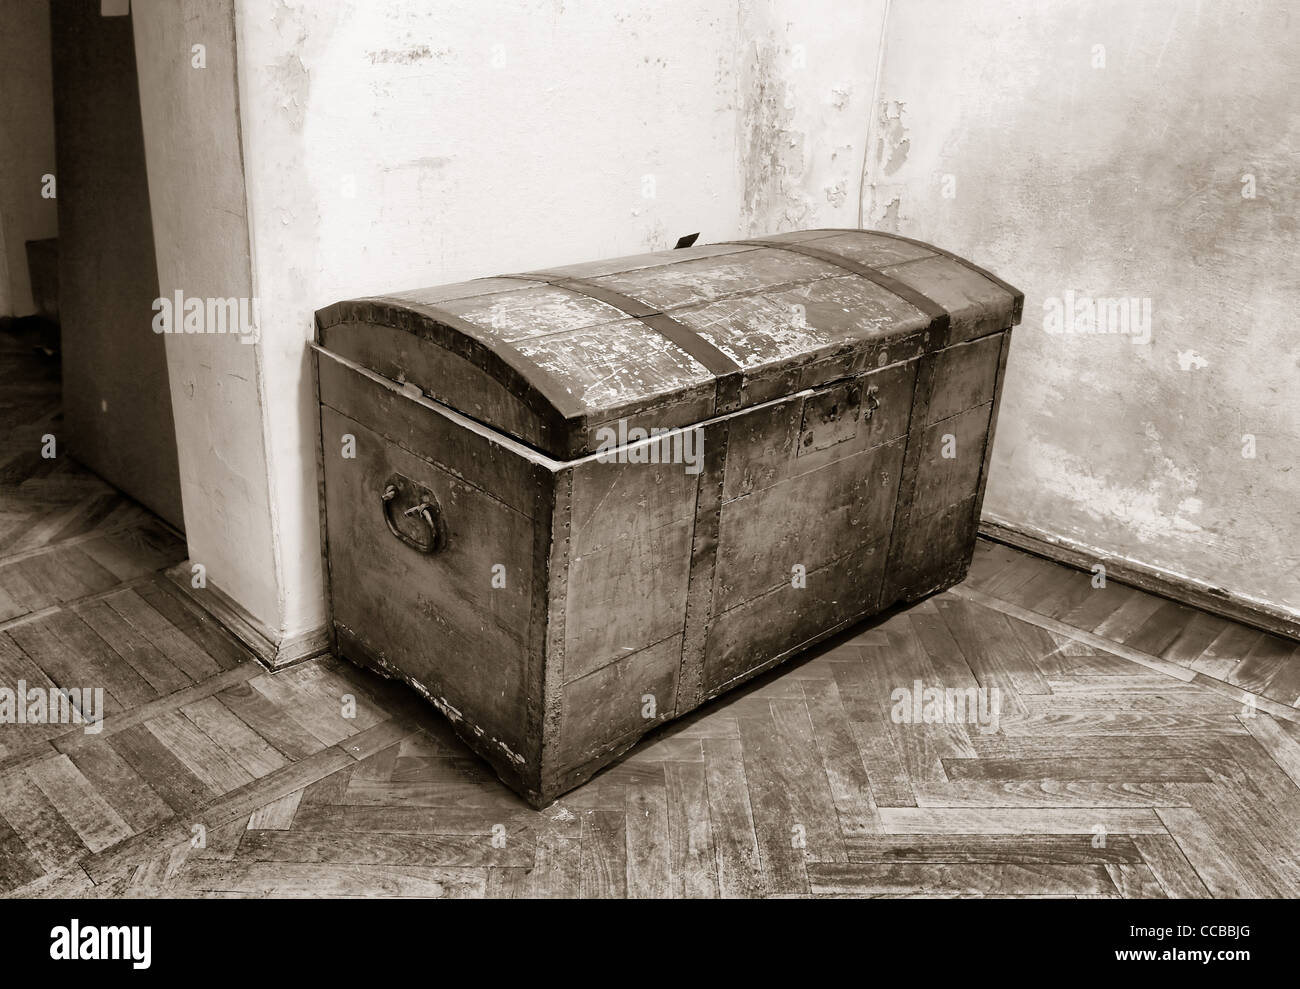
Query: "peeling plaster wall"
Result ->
[[132, 0, 282, 633], [736, 0, 888, 233], [0, 0, 59, 316], [871, 0, 1300, 616], [226, 0, 888, 638]]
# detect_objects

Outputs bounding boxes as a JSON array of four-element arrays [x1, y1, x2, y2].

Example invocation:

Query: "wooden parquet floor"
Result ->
[[2, 330, 1300, 898]]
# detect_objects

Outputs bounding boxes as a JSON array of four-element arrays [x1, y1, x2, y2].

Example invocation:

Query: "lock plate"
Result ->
[[798, 378, 870, 455]]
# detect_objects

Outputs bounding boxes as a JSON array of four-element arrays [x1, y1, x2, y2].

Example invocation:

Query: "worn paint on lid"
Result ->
[[316, 229, 1022, 460]]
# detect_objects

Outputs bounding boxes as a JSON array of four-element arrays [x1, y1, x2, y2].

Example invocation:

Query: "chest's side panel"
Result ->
[[883, 330, 1010, 602], [316, 354, 553, 796]]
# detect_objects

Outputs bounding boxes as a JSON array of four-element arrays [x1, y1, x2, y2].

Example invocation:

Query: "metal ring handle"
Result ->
[[381, 477, 445, 554]]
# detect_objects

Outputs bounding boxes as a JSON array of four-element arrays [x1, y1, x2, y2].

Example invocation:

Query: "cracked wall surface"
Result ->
[[868, 0, 1300, 615], [736, 0, 887, 234]]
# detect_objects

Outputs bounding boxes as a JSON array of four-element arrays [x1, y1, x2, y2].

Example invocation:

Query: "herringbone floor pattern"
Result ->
[[2, 329, 1300, 898]]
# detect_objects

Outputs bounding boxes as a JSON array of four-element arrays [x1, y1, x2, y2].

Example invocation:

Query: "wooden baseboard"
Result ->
[[165, 562, 332, 671], [979, 516, 1300, 643]]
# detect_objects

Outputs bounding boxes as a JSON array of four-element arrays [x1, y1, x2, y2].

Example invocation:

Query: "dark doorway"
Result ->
[[49, 0, 183, 529]]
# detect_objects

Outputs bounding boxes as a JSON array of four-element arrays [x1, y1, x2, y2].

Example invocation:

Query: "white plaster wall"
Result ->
[[128, 0, 1300, 638], [132, 0, 282, 634], [230, 0, 887, 637], [870, 0, 1300, 615], [0, 0, 59, 316]]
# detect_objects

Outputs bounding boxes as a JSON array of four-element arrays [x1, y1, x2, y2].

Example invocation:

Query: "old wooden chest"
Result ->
[[314, 229, 1022, 806]]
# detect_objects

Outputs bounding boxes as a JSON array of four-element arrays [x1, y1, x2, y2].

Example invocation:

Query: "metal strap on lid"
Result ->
[[720, 238, 952, 340], [506, 272, 745, 412], [782, 229, 1025, 323], [852, 230, 1025, 322]]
